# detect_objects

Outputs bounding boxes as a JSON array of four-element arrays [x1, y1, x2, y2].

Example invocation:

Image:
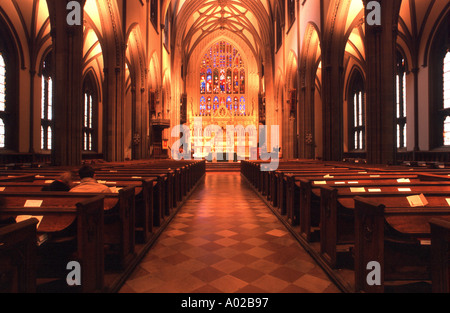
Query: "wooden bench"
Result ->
[[0, 189, 134, 270], [320, 187, 450, 269], [429, 218, 450, 293], [298, 175, 438, 242], [353, 196, 450, 293], [0, 218, 38, 293], [0, 196, 104, 293]]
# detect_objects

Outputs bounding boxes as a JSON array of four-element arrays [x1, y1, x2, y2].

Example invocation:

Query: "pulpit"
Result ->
[[151, 119, 170, 159]]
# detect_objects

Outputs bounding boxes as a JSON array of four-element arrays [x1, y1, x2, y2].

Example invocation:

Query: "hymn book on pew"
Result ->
[[407, 194, 429, 207], [24, 200, 43, 208]]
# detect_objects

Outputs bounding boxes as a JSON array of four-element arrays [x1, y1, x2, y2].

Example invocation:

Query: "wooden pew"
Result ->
[[0, 218, 38, 293], [0, 174, 36, 182], [0, 189, 134, 270], [320, 186, 450, 269], [429, 218, 450, 293], [353, 196, 450, 293], [0, 196, 104, 293], [297, 175, 442, 242]]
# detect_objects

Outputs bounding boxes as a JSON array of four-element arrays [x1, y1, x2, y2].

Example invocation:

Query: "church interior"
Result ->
[[0, 0, 450, 294]]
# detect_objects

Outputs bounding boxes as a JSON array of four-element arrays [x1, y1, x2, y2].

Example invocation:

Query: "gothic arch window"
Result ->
[[396, 50, 407, 149], [0, 19, 19, 152], [348, 70, 366, 151], [226, 96, 232, 111], [83, 73, 98, 152], [41, 52, 53, 151], [444, 51, 450, 145], [287, 0, 296, 33], [150, 0, 158, 32], [199, 41, 246, 114], [239, 97, 246, 115], [200, 96, 206, 115], [213, 96, 219, 111], [430, 13, 450, 148]]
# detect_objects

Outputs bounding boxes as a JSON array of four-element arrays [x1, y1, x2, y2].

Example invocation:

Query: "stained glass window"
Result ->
[[239, 97, 246, 115], [396, 52, 407, 148], [240, 69, 245, 94], [207, 97, 211, 113], [213, 97, 219, 111], [200, 69, 206, 94], [226, 69, 232, 94], [200, 97, 206, 114], [233, 69, 239, 94], [41, 53, 53, 150], [226, 97, 232, 111], [0, 53, 5, 148], [213, 69, 219, 94], [200, 41, 246, 114], [206, 68, 212, 94]]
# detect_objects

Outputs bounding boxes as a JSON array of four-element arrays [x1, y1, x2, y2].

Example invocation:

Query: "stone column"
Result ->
[[363, 0, 402, 165], [46, 0, 85, 166]]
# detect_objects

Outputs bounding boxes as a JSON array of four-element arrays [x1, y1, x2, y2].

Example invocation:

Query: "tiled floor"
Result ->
[[119, 172, 340, 293]]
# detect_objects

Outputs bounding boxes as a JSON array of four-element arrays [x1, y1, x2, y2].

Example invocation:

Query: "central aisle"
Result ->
[[120, 172, 340, 293]]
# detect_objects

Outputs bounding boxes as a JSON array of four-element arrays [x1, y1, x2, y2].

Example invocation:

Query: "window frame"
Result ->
[[40, 52, 53, 151], [429, 13, 450, 149], [0, 19, 19, 152], [396, 50, 407, 149], [348, 70, 366, 152], [82, 73, 98, 153]]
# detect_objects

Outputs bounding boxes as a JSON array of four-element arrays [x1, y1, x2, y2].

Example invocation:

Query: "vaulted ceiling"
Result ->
[[173, 0, 273, 66]]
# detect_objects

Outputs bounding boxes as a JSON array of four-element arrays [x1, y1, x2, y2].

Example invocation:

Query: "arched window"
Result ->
[[430, 13, 450, 148], [206, 97, 211, 113], [213, 96, 219, 111], [240, 68, 245, 94], [200, 41, 246, 113], [444, 51, 450, 145], [233, 68, 239, 94], [83, 74, 98, 152], [41, 52, 53, 151], [239, 97, 246, 115], [0, 53, 5, 148], [396, 51, 407, 149], [200, 69, 206, 94], [213, 69, 219, 94], [200, 97, 206, 115], [226, 97, 232, 111], [206, 68, 212, 94], [348, 70, 365, 151]]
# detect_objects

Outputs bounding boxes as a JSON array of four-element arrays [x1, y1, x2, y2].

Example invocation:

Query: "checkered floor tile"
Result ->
[[119, 172, 340, 293]]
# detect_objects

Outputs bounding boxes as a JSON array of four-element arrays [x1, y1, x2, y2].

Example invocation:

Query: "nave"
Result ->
[[119, 172, 340, 293]]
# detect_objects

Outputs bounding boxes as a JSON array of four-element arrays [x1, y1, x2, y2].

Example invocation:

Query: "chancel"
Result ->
[[0, 0, 449, 295]]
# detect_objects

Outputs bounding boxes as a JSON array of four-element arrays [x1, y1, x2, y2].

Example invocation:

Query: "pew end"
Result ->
[[0, 218, 38, 293], [430, 218, 450, 293]]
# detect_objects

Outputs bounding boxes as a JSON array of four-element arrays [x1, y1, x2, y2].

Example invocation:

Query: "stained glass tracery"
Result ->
[[199, 41, 246, 115]]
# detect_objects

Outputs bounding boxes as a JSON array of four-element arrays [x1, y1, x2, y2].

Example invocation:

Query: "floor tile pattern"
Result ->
[[120, 172, 340, 293]]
